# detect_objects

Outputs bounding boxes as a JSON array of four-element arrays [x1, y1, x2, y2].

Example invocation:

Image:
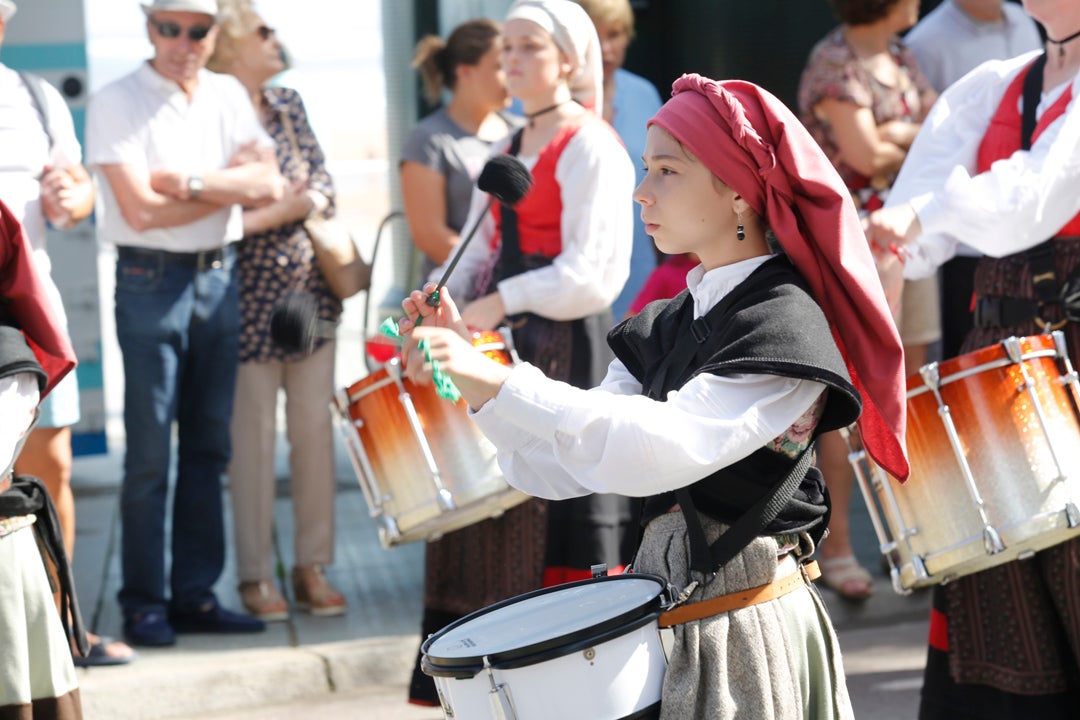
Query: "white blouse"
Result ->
[[888, 50, 1080, 279], [431, 120, 633, 320], [471, 255, 827, 500]]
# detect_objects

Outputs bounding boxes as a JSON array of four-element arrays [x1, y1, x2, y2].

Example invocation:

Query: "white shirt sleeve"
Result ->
[[85, 80, 147, 171], [889, 51, 1080, 269], [0, 373, 40, 473], [471, 361, 827, 500], [496, 125, 634, 319]]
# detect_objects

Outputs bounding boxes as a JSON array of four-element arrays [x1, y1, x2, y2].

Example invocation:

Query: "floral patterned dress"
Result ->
[[797, 27, 936, 215], [237, 86, 341, 365]]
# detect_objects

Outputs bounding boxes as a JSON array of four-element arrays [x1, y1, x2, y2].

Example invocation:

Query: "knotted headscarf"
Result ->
[[0, 199, 76, 398], [650, 74, 909, 480], [505, 0, 604, 112]]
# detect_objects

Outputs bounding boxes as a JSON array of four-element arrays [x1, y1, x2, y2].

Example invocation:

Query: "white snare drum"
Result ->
[[332, 342, 528, 548], [851, 332, 1080, 593], [422, 574, 668, 720]]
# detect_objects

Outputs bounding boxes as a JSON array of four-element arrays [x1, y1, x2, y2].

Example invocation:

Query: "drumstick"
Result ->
[[424, 155, 533, 311]]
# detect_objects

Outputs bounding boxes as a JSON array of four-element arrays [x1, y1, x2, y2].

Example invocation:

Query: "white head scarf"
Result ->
[[505, 0, 603, 112]]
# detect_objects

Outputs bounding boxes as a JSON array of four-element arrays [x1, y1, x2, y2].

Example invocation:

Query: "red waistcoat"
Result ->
[[491, 114, 606, 258], [976, 58, 1080, 236]]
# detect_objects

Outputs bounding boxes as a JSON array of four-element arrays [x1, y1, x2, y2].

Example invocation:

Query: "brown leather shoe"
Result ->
[[238, 580, 289, 622], [292, 566, 347, 617]]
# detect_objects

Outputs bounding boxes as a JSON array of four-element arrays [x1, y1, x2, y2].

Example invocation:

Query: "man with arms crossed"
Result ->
[[85, 0, 284, 647]]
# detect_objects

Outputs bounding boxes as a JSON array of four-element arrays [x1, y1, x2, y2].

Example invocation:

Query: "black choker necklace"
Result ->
[[525, 101, 570, 128], [1048, 27, 1080, 58]]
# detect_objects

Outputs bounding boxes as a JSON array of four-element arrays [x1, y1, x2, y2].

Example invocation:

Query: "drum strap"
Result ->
[[675, 442, 816, 578], [975, 54, 1073, 330], [499, 129, 526, 281], [658, 560, 821, 627]]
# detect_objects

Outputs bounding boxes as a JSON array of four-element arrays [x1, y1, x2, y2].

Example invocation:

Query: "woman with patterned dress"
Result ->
[[208, 1, 354, 621], [797, 0, 936, 601], [871, 0, 1080, 715]]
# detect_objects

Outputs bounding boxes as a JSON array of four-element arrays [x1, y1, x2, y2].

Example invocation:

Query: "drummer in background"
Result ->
[[425, 2, 638, 593], [397, 18, 521, 708], [400, 72, 909, 718], [869, 0, 1080, 714]]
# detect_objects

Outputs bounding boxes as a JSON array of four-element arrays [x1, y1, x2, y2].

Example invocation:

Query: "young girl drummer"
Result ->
[[399, 73, 909, 719]]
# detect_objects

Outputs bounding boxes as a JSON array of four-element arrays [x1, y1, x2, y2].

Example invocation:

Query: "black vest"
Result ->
[[608, 256, 861, 533]]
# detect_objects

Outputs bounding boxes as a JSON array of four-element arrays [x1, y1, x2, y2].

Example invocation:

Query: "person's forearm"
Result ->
[[198, 161, 284, 207], [242, 192, 314, 235]]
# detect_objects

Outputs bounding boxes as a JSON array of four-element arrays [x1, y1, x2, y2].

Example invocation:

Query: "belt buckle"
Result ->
[[197, 249, 223, 271]]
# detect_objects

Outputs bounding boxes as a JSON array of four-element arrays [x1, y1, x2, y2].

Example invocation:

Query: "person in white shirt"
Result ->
[[84, 0, 283, 648], [0, 0, 136, 669], [904, 0, 1043, 361], [870, 0, 1080, 714]]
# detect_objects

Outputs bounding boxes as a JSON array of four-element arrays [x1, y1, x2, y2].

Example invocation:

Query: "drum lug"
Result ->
[[982, 525, 1005, 555], [378, 517, 402, 547], [918, 362, 941, 391], [437, 488, 457, 512], [1066, 502, 1080, 528], [484, 657, 518, 720], [1002, 336, 1024, 364], [591, 563, 608, 579], [889, 566, 912, 596]]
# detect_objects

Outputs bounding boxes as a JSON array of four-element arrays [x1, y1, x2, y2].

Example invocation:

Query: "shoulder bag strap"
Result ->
[[18, 71, 53, 152]]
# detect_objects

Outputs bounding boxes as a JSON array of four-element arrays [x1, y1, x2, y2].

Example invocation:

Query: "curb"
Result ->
[[77, 636, 418, 720]]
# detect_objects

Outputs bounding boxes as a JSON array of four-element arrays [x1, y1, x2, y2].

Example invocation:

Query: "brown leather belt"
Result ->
[[658, 560, 821, 628]]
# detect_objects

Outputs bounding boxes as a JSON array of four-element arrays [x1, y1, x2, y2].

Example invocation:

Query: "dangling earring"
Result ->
[[736, 213, 745, 241]]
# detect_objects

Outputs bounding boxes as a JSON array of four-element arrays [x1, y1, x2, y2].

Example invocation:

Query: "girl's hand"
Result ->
[[867, 203, 921, 253], [460, 291, 507, 331], [399, 283, 470, 338], [402, 325, 512, 409]]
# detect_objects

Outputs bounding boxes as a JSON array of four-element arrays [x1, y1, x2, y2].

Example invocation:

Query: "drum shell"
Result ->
[[422, 575, 667, 719], [873, 335, 1080, 589], [334, 359, 527, 547]]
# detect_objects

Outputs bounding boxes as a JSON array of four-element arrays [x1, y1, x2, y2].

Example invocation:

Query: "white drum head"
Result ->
[[423, 574, 665, 675]]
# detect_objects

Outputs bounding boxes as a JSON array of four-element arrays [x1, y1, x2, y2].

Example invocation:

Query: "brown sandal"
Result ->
[[819, 556, 874, 601], [292, 566, 347, 617], [239, 580, 289, 622]]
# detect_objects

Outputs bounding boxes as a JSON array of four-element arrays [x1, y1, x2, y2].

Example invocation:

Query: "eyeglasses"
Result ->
[[152, 20, 214, 42], [256, 25, 276, 41]]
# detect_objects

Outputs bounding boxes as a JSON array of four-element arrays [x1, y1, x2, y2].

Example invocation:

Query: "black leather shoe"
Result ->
[[124, 611, 176, 647], [169, 601, 266, 634]]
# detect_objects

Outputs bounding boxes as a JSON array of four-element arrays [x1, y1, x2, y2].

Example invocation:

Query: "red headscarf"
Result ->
[[0, 198, 76, 397], [649, 74, 909, 480]]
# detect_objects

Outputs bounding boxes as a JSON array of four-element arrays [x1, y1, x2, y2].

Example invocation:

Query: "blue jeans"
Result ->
[[114, 247, 239, 616]]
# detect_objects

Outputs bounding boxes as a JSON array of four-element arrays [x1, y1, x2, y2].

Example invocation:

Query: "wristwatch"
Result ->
[[187, 175, 204, 200]]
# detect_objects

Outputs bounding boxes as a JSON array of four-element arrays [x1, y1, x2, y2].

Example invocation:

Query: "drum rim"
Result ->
[[420, 573, 667, 677]]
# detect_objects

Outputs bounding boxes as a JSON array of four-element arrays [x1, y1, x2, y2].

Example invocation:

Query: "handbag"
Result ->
[[304, 215, 370, 299], [279, 108, 370, 299]]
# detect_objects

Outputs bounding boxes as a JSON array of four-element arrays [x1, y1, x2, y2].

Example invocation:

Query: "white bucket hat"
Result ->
[[0, 1, 17, 22], [141, 0, 219, 17]]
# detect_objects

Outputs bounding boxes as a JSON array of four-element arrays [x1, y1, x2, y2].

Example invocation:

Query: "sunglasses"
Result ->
[[153, 20, 214, 42], [256, 25, 276, 41]]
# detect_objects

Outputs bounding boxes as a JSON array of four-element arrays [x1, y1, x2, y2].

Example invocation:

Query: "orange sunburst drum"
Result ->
[[853, 332, 1080, 592], [334, 328, 526, 548]]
